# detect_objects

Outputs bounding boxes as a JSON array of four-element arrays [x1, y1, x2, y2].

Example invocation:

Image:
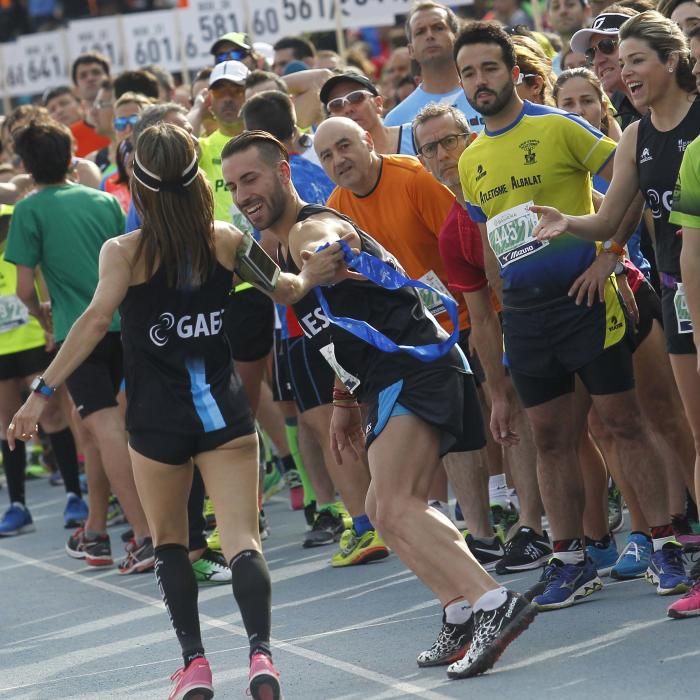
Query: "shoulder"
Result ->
[[213, 220, 243, 252]]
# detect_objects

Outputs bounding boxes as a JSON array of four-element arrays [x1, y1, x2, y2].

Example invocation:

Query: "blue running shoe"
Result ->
[[532, 556, 602, 610], [0, 503, 36, 537], [64, 493, 89, 529], [586, 537, 619, 577], [645, 543, 690, 595], [611, 532, 652, 580]]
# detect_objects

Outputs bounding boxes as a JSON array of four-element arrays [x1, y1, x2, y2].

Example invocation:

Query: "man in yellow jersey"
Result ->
[[453, 21, 685, 617]]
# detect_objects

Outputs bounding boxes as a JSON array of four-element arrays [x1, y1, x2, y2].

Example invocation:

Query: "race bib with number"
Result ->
[[319, 342, 361, 393], [416, 270, 456, 317], [486, 200, 548, 268], [0, 295, 29, 333], [674, 283, 693, 335]]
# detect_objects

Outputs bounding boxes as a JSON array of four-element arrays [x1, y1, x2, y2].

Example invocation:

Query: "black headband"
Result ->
[[132, 152, 199, 193]]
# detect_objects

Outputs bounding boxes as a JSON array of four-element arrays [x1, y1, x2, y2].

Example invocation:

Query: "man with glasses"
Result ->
[[210, 32, 257, 71], [320, 72, 416, 155]]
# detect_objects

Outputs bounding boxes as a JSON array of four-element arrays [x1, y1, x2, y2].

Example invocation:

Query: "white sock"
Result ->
[[489, 474, 507, 491], [652, 535, 677, 552], [553, 549, 585, 565], [445, 597, 472, 624], [474, 587, 508, 613]]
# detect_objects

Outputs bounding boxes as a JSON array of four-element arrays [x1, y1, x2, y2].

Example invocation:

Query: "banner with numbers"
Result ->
[[3, 31, 67, 98], [122, 10, 182, 72], [66, 17, 126, 73]]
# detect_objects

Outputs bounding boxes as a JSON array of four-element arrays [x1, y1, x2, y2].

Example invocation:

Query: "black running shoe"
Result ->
[[304, 500, 317, 531], [465, 533, 505, 571], [447, 591, 537, 679], [66, 527, 113, 566], [496, 527, 552, 574], [118, 537, 155, 575], [303, 509, 345, 548], [416, 613, 473, 667]]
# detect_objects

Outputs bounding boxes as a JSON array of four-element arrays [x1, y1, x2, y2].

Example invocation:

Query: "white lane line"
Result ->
[[7, 606, 85, 630], [345, 574, 416, 599], [0, 551, 66, 572], [0, 548, 453, 699]]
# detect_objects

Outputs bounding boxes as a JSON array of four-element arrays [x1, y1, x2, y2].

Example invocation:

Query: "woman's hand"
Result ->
[[530, 205, 568, 241]]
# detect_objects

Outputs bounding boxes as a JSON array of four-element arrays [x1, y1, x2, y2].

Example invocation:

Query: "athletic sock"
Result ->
[[279, 454, 296, 475], [284, 418, 316, 506], [352, 514, 373, 536], [46, 428, 82, 497], [585, 533, 611, 549], [474, 587, 508, 613], [651, 523, 676, 551], [85, 528, 107, 539], [552, 538, 585, 565], [488, 474, 507, 491], [1, 439, 26, 505], [230, 549, 272, 659], [154, 543, 205, 668], [444, 596, 472, 624]]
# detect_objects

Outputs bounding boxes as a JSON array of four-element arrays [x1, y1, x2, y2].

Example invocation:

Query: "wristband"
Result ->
[[600, 239, 625, 257]]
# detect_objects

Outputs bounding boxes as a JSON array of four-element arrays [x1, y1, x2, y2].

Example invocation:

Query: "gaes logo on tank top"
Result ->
[[148, 309, 225, 347]]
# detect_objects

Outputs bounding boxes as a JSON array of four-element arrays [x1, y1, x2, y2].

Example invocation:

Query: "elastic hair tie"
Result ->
[[132, 152, 199, 193]]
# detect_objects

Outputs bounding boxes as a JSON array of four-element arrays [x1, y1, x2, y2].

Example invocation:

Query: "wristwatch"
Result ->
[[30, 376, 55, 398], [601, 239, 625, 257], [614, 261, 625, 275]]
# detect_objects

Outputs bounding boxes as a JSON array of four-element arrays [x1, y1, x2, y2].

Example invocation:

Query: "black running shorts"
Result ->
[[632, 280, 662, 347], [458, 329, 485, 387], [0, 345, 53, 381], [285, 335, 334, 413], [660, 285, 696, 355], [64, 332, 123, 418], [271, 330, 295, 403], [225, 287, 275, 362]]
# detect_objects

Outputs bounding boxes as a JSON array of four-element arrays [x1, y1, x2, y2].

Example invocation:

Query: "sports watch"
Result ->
[[601, 239, 625, 257], [30, 376, 55, 398]]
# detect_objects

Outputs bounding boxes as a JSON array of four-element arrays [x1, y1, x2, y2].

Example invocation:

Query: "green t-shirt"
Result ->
[[670, 134, 700, 230], [5, 184, 124, 342], [198, 129, 253, 234]]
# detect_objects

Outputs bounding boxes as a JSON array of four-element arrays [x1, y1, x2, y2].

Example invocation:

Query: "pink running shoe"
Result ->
[[168, 657, 214, 700], [668, 580, 700, 619], [249, 652, 281, 700]]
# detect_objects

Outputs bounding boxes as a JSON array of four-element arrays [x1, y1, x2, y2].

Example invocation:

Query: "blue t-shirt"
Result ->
[[125, 201, 141, 233], [384, 84, 484, 133]]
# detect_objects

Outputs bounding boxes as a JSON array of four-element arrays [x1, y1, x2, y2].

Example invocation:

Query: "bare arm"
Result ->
[[477, 221, 503, 303], [73, 158, 101, 189], [680, 227, 700, 364], [15, 265, 52, 334], [284, 69, 332, 129], [187, 88, 209, 136]]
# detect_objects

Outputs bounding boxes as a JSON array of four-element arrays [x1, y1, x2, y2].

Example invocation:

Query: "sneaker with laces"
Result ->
[[192, 548, 232, 585], [331, 528, 390, 567], [118, 537, 155, 575], [610, 532, 652, 579], [48, 471, 64, 487], [464, 533, 505, 572], [586, 536, 619, 577], [645, 543, 690, 595], [203, 497, 216, 531], [446, 591, 536, 679], [0, 503, 35, 537], [417, 613, 473, 667], [168, 657, 213, 700], [496, 527, 551, 574], [303, 501, 316, 532], [63, 492, 88, 529], [207, 527, 221, 551], [491, 504, 520, 532], [106, 495, 126, 527], [303, 508, 346, 548], [249, 652, 281, 700], [668, 580, 700, 618], [532, 556, 602, 610], [66, 527, 113, 566], [672, 514, 700, 549], [608, 482, 624, 533]]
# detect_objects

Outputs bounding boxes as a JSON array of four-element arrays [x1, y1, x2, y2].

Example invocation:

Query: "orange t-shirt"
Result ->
[[327, 154, 470, 332], [70, 120, 111, 158]]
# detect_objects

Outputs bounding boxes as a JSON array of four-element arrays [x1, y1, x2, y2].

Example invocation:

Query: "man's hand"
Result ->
[[36, 301, 53, 335], [531, 205, 568, 241], [616, 271, 639, 324], [569, 254, 617, 306], [6, 393, 45, 450], [330, 404, 365, 465], [490, 385, 520, 447], [299, 233, 365, 287]]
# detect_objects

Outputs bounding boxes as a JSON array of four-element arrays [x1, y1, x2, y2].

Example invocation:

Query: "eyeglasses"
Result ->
[[519, 73, 539, 86], [417, 133, 468, 159], [326, 89, 374, 114], [113, 115, 140, 131], [215, 49, 250, 64], [585, 38, 618, 64]]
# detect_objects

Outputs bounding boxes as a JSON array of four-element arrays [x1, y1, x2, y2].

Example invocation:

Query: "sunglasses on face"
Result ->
[[210, 83, 245, 97], [519, 73, 539, 86], [326, 89, 374, 114], [585, 38, 618, 64], [417, 132, 468, 159], [113, 115, 140, 131], [215, 49, 250, 64]]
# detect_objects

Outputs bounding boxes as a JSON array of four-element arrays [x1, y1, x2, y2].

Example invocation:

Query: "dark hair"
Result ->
[[273, 36, 316, 60], [5, 106, 48, 136], [245, 70, 288, 93], [405, 1, 461, 42], [113, 70, 160, 100], [221, 129, 289, 167], [99, 77, 113, 92], [115, 139, 132, 185], [144, 64, 175, 94], [554, 67, 612, 134], [14, 119, 73, 184], [453, 21, 518, 71], [193, 67, 212, 84], [241, 91, 295, 142], [132, 123, 215, 289], [71, 52, 111, 86], [42, 85, 78, 107], [657, 0, 696, 17]]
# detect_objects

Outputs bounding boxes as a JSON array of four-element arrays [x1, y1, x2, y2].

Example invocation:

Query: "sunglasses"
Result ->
[[585, 38, 618, 64], [326, 89, 374, 114], [210, 82, 245, 96], [113, 115, 140, 131], [417, 133, 468, 159], [517, 73, 539, 86], [215, 49, 250, 64]]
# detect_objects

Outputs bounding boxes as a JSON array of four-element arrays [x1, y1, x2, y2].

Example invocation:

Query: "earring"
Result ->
[[669, 67, 674, 72]]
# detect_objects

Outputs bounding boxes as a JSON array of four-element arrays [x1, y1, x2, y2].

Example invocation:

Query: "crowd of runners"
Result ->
[[1, 0, 700, 698]]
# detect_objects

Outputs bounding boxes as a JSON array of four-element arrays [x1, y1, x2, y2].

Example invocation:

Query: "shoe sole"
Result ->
[[535, 576, 603, 611], [595, 564, 615, 577], [496, 554, 551, 574], [644, 571, 690, 596], [64, 518, 86, 529], [610, 568, 646, 580], [0, 523, 36, 537], [668, 606, 700, 619], [118, 556, 155, 575], [179, 687, 214, 700], [86, 554, 114, 566], [249, 672, 281, 700], [447, 603, 538, 678], [303, 533, 343, 549], [331, 546, 390, 568], [66, 543, 87, 559], [417, 643, 469, 668]]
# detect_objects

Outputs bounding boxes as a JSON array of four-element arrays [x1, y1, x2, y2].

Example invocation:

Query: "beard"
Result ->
[[466, 82, 516, 117]]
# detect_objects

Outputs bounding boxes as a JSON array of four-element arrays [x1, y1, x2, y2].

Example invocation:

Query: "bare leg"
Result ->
[[443, 450, 492, 538], [297, 420, 335, 505], [256, 382, 291, 457], [235, 357, 268, 417], [427, 465, 449, 503]]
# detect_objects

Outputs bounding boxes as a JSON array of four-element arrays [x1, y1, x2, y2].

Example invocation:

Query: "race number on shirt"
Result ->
[[674, 283, 694, 334], [417, 270, 455, 317], [0, 295, 29, 333], [486, 200, 548, 268]]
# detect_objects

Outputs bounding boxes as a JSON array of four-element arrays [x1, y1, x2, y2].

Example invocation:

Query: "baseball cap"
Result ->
[[210, 32, 251, 56], [320, 72, 379, 107], [209, 60, 250, 87], [570, 13, 632, 54]]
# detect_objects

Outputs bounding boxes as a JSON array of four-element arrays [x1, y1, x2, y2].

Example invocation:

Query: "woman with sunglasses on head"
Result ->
[[6, 122, 347, 700], [512, 35, 556, 106], [534, 12, 700, 595]]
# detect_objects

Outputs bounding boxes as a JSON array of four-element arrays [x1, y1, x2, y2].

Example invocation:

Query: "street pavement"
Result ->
[[0, 477, 699, 699]]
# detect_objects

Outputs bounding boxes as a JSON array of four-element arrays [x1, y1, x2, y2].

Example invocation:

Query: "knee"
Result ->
[[600, 405, 644, 442], [370, 495, 406, 538], [531, 426, 574, 457]]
